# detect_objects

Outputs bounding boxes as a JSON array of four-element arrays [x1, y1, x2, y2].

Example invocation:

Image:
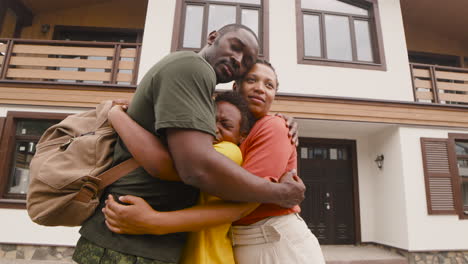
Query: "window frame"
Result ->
[[171, 0, 269, 59], [295, 0, 386, 70], [448, 133, 468, 219], [0, 111, 68, 209]]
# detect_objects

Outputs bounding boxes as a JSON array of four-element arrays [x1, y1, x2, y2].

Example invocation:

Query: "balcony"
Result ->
[[411, 63, 468, 106], [0, 38, 141, 107], [0, 38, 141, 88]]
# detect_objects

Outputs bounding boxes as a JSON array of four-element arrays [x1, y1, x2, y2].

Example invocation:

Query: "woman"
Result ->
[[104, 60, 325, 264]]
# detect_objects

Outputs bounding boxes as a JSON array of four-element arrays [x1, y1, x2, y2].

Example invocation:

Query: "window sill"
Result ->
[[0, 199, 26, 209], [298, 57, 386, 71]]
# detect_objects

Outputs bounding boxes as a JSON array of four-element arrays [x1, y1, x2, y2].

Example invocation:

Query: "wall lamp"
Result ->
[[374, 154, 384, 169], [41, 24, 50, 34]]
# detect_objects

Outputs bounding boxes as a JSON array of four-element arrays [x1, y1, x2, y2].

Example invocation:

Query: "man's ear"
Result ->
[[207, 30, 219, 45]]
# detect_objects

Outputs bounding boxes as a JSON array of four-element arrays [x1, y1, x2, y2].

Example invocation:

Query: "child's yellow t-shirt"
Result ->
[[179, 141, 242, 264]]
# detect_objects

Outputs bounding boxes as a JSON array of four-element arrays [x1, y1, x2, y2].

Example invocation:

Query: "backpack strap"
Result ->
[[98, 158, 139, 189]]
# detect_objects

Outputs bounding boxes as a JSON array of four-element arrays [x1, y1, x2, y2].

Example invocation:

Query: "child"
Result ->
[[106, 91, 258, 264], [180, 91, 256, 264]]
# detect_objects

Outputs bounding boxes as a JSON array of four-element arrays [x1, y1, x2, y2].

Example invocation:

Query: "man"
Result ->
[[73, 24, 305, 264]]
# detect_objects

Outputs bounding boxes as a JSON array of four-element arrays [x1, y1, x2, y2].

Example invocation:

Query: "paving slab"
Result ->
[[322, 245, 408, 264]]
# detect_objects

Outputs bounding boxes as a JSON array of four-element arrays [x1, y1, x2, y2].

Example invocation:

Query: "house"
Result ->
[[0, 0, 467, 263]]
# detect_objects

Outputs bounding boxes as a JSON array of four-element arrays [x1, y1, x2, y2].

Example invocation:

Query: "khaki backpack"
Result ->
[[27, 100, 138, 226]]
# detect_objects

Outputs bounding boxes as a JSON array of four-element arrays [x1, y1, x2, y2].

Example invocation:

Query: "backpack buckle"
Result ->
[[75, 182, 99, 202]]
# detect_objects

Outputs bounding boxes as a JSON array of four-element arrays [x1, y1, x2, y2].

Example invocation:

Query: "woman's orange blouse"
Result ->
[[234, 115, 300, 225]]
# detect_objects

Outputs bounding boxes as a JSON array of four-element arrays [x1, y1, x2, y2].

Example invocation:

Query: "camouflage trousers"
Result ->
[[73, 237, 175, 264]]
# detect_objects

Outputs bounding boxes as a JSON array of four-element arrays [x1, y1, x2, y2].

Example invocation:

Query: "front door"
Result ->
[[298, 138, 357, 244]]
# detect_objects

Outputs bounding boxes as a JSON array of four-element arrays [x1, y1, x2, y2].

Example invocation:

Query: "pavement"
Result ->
[[0, 244, 408, 264], [322, 245, 408, 264]]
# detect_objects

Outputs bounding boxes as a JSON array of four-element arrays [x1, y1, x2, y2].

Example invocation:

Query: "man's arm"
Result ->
[[108, 105, 180, 181], [166, 128, 305, 208]]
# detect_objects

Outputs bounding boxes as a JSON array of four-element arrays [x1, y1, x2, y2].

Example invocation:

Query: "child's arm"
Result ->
[[103, 194, 259, 235], [108, 105, 180, 181]]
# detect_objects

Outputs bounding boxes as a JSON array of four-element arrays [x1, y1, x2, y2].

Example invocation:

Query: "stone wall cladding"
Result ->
[[0, 244, 74, 263]]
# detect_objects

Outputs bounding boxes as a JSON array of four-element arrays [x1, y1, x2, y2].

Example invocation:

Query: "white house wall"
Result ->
[[399, 127, 468, 251], [137, 0, 177, 81], [297, 120, 409, 248], [366, 126, 409, 249], [270, 0, 413, 101], [0, 209, 79, 246], [140, 0, 414, 101]]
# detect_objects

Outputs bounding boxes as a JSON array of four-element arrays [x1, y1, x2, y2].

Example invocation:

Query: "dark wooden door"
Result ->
[[298, 139, 356, 244]]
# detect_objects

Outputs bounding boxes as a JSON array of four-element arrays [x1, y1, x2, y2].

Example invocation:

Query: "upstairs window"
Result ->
[[297, 0, 385, 70], [172, 0, 268, 58]]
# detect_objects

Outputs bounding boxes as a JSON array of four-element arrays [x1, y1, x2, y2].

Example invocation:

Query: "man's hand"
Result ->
[[276, 169, 305, 208], [103, 195, 162, 235], [108, 105, 128, 128], [275, 113, 299, 146]]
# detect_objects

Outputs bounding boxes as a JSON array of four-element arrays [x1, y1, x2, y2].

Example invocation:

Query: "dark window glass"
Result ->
[[463, 182, 468, 212], [16, 120, 57, 136], [313, 147, 328, 160], [7, 119, 60, 197], [455, 141, 468, 155]]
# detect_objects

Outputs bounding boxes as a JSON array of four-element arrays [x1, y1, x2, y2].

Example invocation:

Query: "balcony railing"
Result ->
[[0, 38, 141, 88], [411, 63, 468, 105]]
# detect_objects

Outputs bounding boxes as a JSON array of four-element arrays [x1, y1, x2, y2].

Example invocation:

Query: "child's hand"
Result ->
[[103, 194, 164, 235]]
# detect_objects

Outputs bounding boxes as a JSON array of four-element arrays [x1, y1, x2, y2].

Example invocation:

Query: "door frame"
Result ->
[[298, 137, 362, 244]]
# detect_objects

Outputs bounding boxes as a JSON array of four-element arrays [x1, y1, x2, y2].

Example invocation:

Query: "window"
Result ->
[[172, 0, 268, 58], [0, 112, 67, 208], [421, 135, 468, 219], [296, 0, 385, 70], [300, 146, 348, 160]]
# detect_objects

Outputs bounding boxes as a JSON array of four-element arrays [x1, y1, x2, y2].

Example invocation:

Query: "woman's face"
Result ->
[[235, 63, 277, 119]]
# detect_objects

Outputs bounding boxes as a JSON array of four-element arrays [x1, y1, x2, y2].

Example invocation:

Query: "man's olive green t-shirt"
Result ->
[[79, 51, 217, 263]]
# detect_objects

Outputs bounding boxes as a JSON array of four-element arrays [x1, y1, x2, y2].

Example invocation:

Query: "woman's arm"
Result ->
[[103, 194, 259, 235], [108, 105, 180, 181]]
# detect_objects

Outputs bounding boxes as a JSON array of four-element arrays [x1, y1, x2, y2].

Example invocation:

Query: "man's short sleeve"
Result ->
[[154, 54, 217, 137]]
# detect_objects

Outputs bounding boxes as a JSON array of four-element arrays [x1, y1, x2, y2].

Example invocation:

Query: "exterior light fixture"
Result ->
[[374, 154, 384, 169], [41, 24, 51, 34]]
